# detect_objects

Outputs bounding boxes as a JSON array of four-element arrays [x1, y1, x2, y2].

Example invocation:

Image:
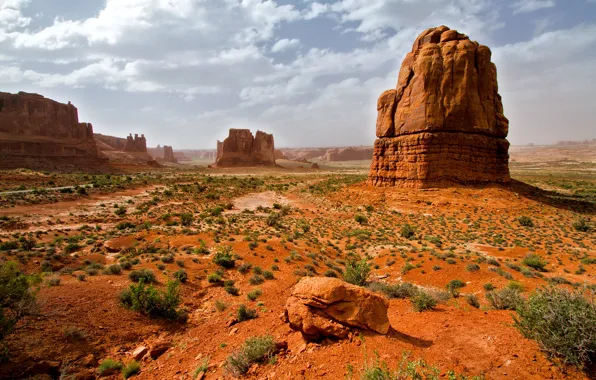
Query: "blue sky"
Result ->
[[1, 0, 595, 148]]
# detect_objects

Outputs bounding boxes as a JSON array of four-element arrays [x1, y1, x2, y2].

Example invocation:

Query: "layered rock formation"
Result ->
[[0, 92, 107, 170], [94, 133, 127, 151], [284, 277, 390, 341], [369, 26, 510, 187], [275, 149, 289, 160], [216, 129, 276, 167], [325, 147, 373, 161], [123, 134, 147, 153], [163, 145, 177, 163]]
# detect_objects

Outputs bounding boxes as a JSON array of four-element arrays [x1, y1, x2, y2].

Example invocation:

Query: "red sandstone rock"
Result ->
[[284, 277, 390, 341], [324, 147, 373, 161], [275, 149, 288, 160], [123, 133, 147, 153], [216, 129, 276, 167], [0, 92, 107, 170], [163, 145, 177, 163], [369, 26, 510, 187]]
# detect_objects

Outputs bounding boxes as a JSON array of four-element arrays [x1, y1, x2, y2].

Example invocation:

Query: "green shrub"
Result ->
[[0, 261, 37, 340], [368, 282, 416, 299], [466, 263, 480, 272], [572, 218, 591, 232], [411, 291, 438, 312], [104, 264, 122, 275], [486, 288, 524, 310], [207, 272, 223, 284], [225, 335, 277, 376], [518, 216, 534, 227], [400, 224, 415, 239], [122, 360, 141, 378], [354, 214, 368, 225], [247, 289, 262, 301], [236, 304, 257, 322], [446, 279, 466, 297], [47, 277, 61, 286], [262, 271, 274, 280], [343, 258, 370, 286], [514, 287, 596, 368], [0, 241, 18, 251], [97, 359, 123, 376], [213, 246, 235, 268], [225, 285, 240, 296], [483, 283, 496, 291], [523, 254, 547, 272], [238, 263, 252, 274], [173, 269, 187, 283], [119, 280, 182, 320], [128, 269, 156, 283], [180, 213, 194, 226], [465, 294, 480, 308], [249, 275, 264, 285]]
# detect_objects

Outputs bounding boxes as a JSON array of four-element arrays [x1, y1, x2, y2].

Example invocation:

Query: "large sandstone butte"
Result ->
[[216, 129, 276, 167], [369, 26, 510, 188], [0, 92, 107, 170], [163, 145, 177, 163]]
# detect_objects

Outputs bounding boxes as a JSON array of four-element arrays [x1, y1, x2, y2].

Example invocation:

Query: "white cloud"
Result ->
[[511, 0, 555, 14], [271, 38, 300, 53]]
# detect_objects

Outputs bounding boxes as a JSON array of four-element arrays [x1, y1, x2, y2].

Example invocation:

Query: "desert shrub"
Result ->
[[514, 287, 596, 367], [180, 213, 194, 226], [523, 254, 547, 272], [343, 258, 370, 286], [368, 282, 416, 299], [122, 361, 141, 378], [0, 241, 18, 251], [547, 276, 572, 285], [572, 218, 591, 232], [119, 280, 182, 320], [518, 216, 534, 227], [354, 214, 368, 225], [225, 285, 240, 296], [247, 289, 262, 301], [225, 335, 277, 376], [249, 275, 264, 285], [484, 283, 496, 291], [0, 262, 37, 340], [116, 222, 136, 230], [213, 246, 235, 268], [466, 263, 480, 272], [446, 279, 466, 297], [236, 304, 257, 322], [128, 269, 156, 283], [486, 288, 524, 310], [465, 294, 480, 308], [323, 269, 338, 278], [262, 270, 274, 280], [161, 254, 174, 264], [252, 266, 263, 275], [97, 359, 123, 376], [47, 277, 61, 286], [173, 269, 187, 283], [18, 237, 36, 251], [238, 263, 252, 274], [207, 271, 223, 284], [215, 300, 227, 312], [104, 264, 122, 275], [411, 290, 438, 312], [400, 224, 415, 239]]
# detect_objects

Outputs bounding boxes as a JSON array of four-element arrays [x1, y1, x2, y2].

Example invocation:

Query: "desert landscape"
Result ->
[[0, 7, 595, 380]]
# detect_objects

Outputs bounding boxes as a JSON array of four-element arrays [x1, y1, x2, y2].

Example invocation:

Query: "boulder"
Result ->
[[284, 277, 390, 341], [369, 26, 510, 187], [132, 346, 148, 361], [149, 340, 171, 359]]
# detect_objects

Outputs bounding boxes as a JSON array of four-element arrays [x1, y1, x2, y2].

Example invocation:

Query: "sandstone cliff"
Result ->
[[0, 92, 107, 170], [369, 26, 510, 187], [324, 147, 373, 161], [216, 129, 276, 167], [163, 145, 177, 163]]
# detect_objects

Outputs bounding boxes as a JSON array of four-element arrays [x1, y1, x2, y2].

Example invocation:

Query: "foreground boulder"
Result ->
[[369, 26, 510, 187], [284, 277, 390, 341]]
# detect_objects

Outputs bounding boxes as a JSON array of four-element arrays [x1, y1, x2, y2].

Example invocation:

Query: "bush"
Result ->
[[236, 304, 257, 322], [225, 335, 277, 376], [411, 291, 438, 312], [572, 218, 591, 232], [368, 282, 416, 299], [97, 359, 123, 376], [104, 264, 122, 275], [466, 263, 480, 272], [486, 288, 524, 310], [122, 360, 141, 378], [238, 263, 252, 274], [400, 224, 416, 239], [446, 279, 466, 297], [180, 213, 194, 226], [0, 262, 37, 340], [249, 275, 264, 285], [207, 271, 223, 284], [173, 269, 187, 283], [128, 269, 156, 283], [47, 277, 61, 286], [515, 287, 596, 368], [343, 258, 370, 286], [518, 216, 534, 227], [262, 270, 274, 280], [225, 285, 240, 296], [247, 289, 262, 301], [213, 246, 235, 268], [465, 294, 480, 308], [354, 214, 368, 225], [523, 254, 547, 272], [119, 280, 182, 320]]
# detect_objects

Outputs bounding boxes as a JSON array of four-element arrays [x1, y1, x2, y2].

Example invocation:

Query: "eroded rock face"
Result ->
[[123, 134, 147, 153], [0, 92, 107, 170], [324, 147, 373, 161], [369, 26, 510, 187], [216, 129, 275, 167], [275, 149, 288, 160], [163, 145, 177, 163], [284, 277, 390, 341]]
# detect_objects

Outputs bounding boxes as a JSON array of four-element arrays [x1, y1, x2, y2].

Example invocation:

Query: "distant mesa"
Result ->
[[324, 147, 373, 161], [215, 129, 276, 167], [0, 91, 108, 171], [94, 132, 158, 167], [124, 133, 147, 153], [369, 26, 511, 187], [163, 145, 177, 163], [274, 149, 289, 160]]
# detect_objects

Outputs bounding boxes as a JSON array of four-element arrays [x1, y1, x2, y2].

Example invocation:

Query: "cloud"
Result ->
[[271, 38, 300, 53], [511, 0, 555, 14]]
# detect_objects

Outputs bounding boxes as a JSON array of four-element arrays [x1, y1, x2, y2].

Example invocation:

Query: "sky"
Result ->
[[1, 0, 595, 149]]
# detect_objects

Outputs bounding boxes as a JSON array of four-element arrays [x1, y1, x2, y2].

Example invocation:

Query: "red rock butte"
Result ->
[[0, 91, 107, 170], [216, 129, 276, 167], [369, 26, 510, 188]]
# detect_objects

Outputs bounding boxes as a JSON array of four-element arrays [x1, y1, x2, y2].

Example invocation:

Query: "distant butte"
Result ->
[[216, 129, 276, 167], [369, 26, 511, 187]]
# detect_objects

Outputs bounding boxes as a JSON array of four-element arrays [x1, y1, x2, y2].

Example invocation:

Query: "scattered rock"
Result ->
[[132, 345, 149, 361], [149, 340, 172, 359], [284, 277, 390, 341]]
